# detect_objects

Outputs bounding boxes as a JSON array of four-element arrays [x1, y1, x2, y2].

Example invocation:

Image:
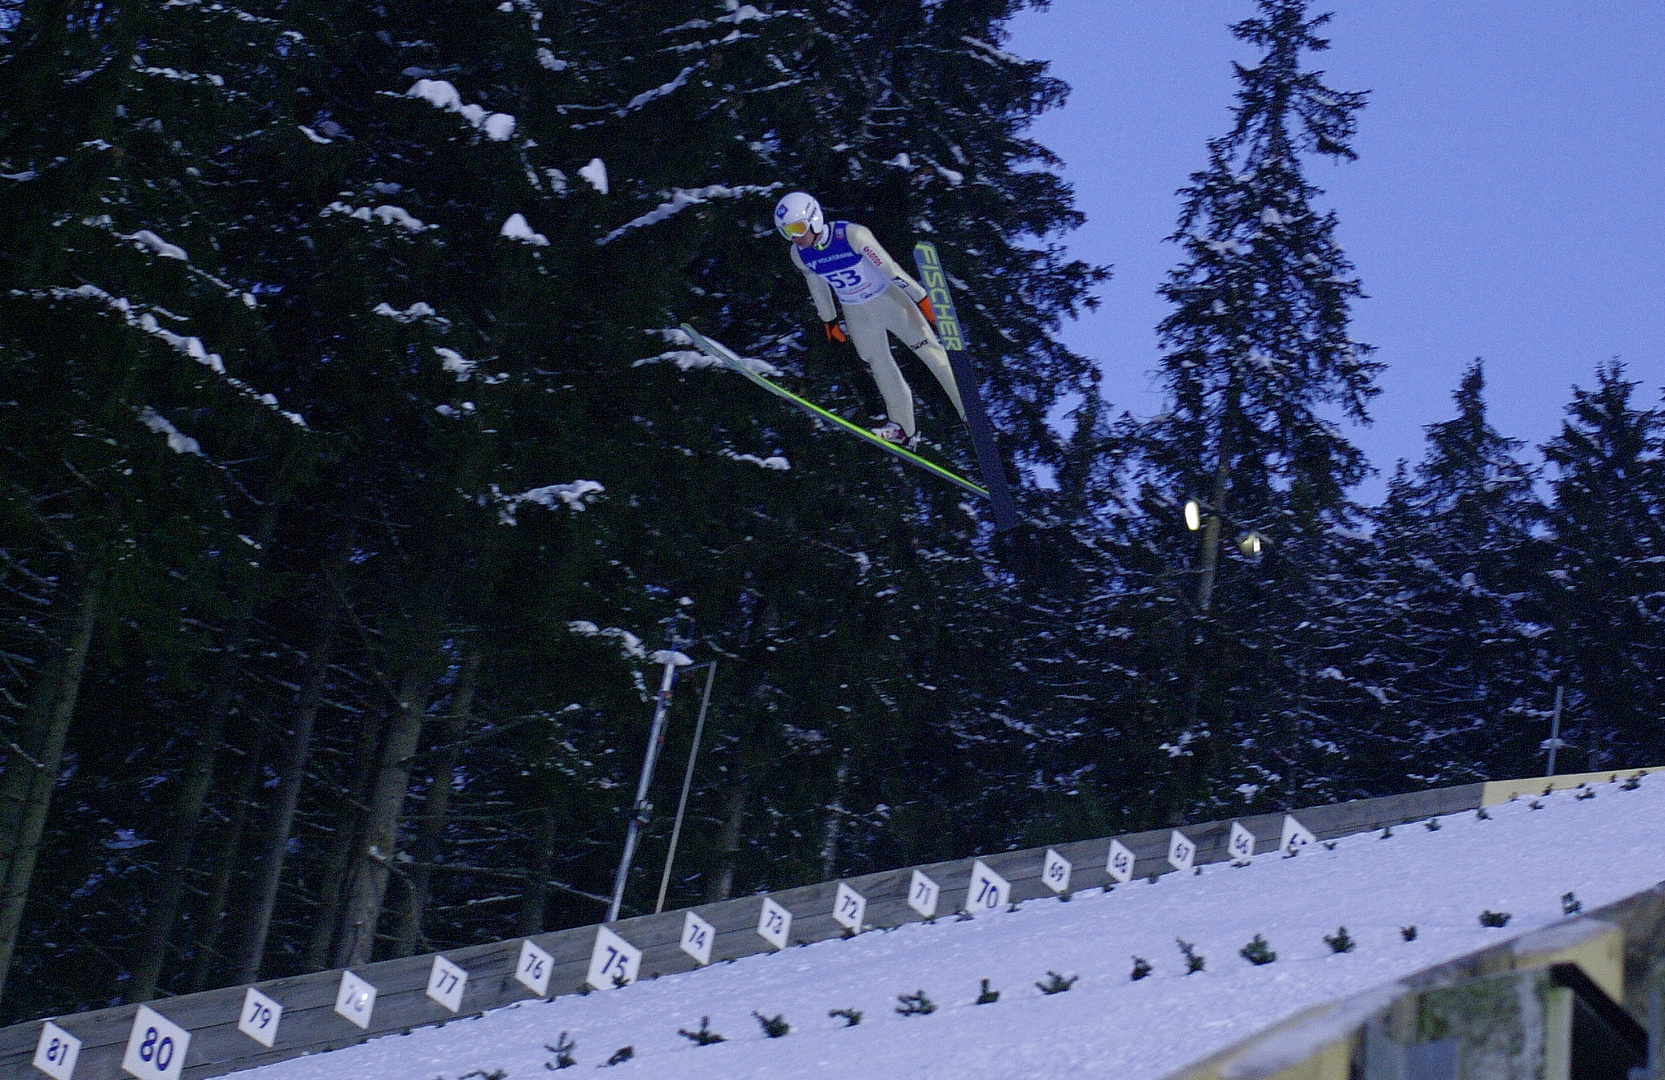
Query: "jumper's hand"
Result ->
[[824, 320, 848, 343], [916, 296, 937, 325]]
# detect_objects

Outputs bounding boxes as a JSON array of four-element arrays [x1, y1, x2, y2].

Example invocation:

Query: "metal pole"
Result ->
[[655, 660, 716, 914], [606, 621, 686, 923], [1545, 684, 1565, 776]]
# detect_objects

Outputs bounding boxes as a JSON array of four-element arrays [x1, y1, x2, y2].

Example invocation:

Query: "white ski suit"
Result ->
[[790, 221, 964, 436]]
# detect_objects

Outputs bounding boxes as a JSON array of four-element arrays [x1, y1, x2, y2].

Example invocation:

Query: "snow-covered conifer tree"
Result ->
[[1541, 363, 1665, 768], [1362, 362, 1548, 783], [1130, 0, 1380, 814]]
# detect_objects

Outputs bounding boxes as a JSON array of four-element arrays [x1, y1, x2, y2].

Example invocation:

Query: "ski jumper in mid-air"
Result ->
[[775, 191, 964, 447]]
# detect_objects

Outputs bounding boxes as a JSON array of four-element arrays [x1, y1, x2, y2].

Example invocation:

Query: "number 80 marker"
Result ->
[[121, 1006, 190, 1080]]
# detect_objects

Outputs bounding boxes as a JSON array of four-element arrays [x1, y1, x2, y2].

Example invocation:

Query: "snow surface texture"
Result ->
[[236, 775, 1665, 1080]]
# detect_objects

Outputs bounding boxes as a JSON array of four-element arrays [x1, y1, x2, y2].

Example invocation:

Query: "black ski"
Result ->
[[911, 242, 1021, 532]]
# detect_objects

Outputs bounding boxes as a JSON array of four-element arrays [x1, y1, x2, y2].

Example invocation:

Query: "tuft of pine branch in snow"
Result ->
[[544, 1033, 576, 1069], [676, 1017, 724, 1046], [1177, 938, 1206, 973], [895, 990, 936, 1016], [1239, 934, 1276, 965], [751, 1011, 789, 1038]]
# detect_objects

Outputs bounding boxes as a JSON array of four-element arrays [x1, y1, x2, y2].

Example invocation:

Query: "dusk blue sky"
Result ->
[[1006, 2, 1665, 503]]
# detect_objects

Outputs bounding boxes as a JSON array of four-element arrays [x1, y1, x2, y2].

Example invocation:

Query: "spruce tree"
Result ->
[[1541, 363, 1665, 769], [1132, 0, 1380, 814], [1364, 361, 1548, 783]]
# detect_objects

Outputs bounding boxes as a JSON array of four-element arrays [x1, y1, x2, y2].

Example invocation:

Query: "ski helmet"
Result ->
[[774, 191, 824, 240]]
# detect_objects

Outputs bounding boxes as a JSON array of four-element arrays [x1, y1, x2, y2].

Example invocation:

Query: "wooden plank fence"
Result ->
[[0, 769, 1648, 1080]]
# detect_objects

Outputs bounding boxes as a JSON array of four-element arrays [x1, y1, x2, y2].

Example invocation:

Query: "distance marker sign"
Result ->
[[586, 927, 641, 990], [832, 883, 867, 934], [334, 971, 377, 1030], [1167, 830, 1196, 872], [1042, 849, 1072, 894], [681, 911, 715, 966], [757, 897, 792, 950], [908, 870, 940, 918], [964, 860, 1011, 914], [1106, 839, 1136, 883], [426, 955, 468, 1013], [238, 987, 283, 1048], [1281, 814, 1317, 854], [516, 939, 554, 997], [32, 1022, 80, 1080], [122, 1006, 190, 1080]]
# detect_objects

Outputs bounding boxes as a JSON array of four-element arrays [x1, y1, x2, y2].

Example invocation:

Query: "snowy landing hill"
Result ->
[[237, 776, 1665, 1080]]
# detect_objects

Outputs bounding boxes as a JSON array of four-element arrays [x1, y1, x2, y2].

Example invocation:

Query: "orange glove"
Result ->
[[824, 320, 848, 343], [916, 296, 937, 325]]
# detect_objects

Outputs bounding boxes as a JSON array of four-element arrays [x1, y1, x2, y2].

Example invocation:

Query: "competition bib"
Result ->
[[799, 222, 892, 305]]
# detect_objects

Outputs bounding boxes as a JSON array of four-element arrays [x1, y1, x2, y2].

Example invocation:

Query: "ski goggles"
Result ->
[[779, 219, 811, 238]]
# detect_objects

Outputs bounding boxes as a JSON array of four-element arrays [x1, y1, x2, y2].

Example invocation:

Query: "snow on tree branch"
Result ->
[[28, 285, 306, 426], [136, 407, 203, 456], [490, 481, 605, 524], [405, 79, 517, 141], [596, 184, 780, 245], [321, 202, 435, 233]]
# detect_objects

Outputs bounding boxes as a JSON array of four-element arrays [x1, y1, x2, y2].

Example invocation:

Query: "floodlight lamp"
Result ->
[[1238, 531, 1265, 556], [1183, 500, 1202, 532]]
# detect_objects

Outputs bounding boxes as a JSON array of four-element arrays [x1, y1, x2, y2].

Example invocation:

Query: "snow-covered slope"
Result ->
[[237, 776, 1665, 1080]]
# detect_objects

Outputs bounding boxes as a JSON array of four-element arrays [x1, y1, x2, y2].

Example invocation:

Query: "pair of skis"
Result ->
[[680, 242, 1020, 531]]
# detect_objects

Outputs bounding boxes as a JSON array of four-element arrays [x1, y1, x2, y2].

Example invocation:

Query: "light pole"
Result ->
[[1540, 685, 1567, 776], [654, 659, 717, 914], [606, 615, 691, 923], [1183, 497, 1267, 610]]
